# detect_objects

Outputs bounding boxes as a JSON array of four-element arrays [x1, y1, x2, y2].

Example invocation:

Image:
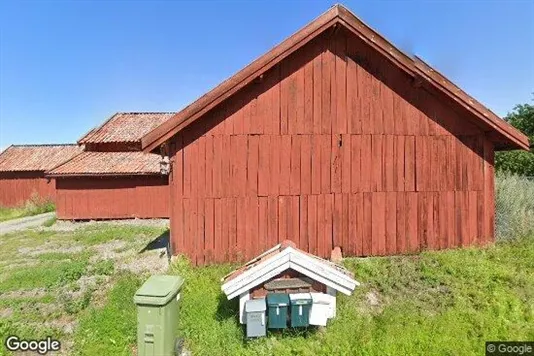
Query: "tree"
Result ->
[[495, 100, 534, 176]]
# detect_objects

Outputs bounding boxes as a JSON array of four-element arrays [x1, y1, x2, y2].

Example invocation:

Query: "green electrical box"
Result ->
[[266, 293, 289, 329], [134, 275, 184, 356], [289, 293, 312, 328]]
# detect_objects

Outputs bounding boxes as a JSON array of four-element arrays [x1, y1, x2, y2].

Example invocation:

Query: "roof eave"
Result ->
[[46, 172, 164, 178]]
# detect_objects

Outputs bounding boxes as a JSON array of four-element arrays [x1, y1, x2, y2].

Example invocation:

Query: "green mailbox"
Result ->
[[266, 293, 289, 329], [134, 275, 184, 356], [289, 293, 312, 327]]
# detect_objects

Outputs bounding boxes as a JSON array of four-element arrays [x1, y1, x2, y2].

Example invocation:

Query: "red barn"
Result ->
[[141, 5, 530, 264], [48, 112, 174, 220], [0, 144, 82, 207]]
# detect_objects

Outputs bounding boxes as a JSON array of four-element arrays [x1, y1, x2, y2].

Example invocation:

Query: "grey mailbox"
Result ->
[[245, 298, 266, 338]]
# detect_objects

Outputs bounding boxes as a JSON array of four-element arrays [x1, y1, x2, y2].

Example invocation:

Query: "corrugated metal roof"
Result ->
[[78, 112, 175, 144], [0, 144, 83, 172], [47, 151, 163, 176]]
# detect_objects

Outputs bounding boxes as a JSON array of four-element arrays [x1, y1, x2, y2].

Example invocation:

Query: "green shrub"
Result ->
[[495, 174, 534, 240]]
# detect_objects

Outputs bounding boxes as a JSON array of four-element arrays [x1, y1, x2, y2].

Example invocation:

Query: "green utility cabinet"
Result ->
[[266, 293, 290, 329], [289, 293, 312, 327], [134, 275, 184, 356]]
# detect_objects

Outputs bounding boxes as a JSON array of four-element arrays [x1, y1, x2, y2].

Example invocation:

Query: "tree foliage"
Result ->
[[495, 101, 534, 176]]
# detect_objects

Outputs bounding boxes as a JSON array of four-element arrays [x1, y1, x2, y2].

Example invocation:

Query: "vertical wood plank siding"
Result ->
[[55, 176, 169, 219], [168, 30, 495, 264], [0, 172, 55, 207]]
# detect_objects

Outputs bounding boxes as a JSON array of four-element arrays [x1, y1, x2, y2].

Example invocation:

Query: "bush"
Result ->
[[495, 174, 534, 240]]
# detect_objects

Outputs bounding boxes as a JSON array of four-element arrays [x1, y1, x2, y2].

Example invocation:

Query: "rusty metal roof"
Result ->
[[0, 144, 83, 172], [79, 112, 175, 145], [46, 151, 163, 176]]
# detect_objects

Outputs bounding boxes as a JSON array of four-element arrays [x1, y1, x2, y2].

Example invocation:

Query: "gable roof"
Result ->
[[0, 144, 82, 172], [221, 240, 359, 300], [79, 112, 175, 145], [46, 151, 164, 177], [142, 4, 529, 152]]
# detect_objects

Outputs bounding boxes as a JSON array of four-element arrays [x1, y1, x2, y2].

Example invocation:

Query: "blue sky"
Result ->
[[0, 0, 533, 151]]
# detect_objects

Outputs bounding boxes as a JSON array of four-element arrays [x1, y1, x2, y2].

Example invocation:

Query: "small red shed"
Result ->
[[141, 5, 530, 265], [0, 144, 82, 207], [47, 112, 174, 220]]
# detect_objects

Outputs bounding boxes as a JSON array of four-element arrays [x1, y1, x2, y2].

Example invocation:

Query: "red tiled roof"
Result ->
[[46, 151, 163, 176], [79, 112, 175, 145], [0, 144, 82, 172]]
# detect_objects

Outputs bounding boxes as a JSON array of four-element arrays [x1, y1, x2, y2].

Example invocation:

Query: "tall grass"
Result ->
[[495, 174, 534, 240], [0, 192, 55, 222]]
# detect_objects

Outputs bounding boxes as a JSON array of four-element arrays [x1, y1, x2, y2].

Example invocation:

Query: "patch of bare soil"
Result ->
[[0, 259, 40, 270], [0, 307, 13, 318], [18, 243, 83, 257], [118, 248, 169, 274], [47, 218, 169, 232], [358, 289, 384, 315], [0, 287, 48, 299], [90, 240, 134, 262]]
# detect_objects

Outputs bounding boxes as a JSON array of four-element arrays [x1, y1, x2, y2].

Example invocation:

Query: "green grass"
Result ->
[[73, 273, 142, 356], [0, 194, 55, 222], [0, 222, 165, 356], [0, 259, 90, 292], [1, 210, 532, 355], [66, 236, 534, 356], [42, 216, 57, 227], [72, 225, 167, 246]]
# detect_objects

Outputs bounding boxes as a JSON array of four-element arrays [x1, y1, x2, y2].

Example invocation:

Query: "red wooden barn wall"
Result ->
[[0, 172, 56, 207], [55, 176, 169, 220], [167, 29, 495, 265]]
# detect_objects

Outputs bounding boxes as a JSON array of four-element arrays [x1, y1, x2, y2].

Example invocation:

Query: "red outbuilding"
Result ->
[[0, 144, 82, 207], [140, 5, 530, 265], [48, 112, 174, 220]]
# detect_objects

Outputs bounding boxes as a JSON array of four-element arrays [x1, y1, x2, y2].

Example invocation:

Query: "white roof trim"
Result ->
[[221, 247, 359, 300]]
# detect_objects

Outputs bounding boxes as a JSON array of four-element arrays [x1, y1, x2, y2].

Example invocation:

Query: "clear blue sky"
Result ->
[[1, 0, 533, 151]]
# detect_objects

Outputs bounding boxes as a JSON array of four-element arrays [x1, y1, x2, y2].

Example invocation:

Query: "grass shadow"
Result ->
[[215, 292, 239, 322], [138, 229, 170, 261]]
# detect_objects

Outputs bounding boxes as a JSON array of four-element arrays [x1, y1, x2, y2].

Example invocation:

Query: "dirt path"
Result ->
[[0, 212, 55, 234]]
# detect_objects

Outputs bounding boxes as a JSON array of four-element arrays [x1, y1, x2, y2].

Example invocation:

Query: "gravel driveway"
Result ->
[[0, 212, 55, 234]]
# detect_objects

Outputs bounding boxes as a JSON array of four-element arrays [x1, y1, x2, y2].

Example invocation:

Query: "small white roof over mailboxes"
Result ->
[[221, 241, 360, 300]]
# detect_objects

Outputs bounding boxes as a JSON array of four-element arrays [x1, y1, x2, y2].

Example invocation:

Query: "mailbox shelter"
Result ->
[[221, 240, 359, 329]]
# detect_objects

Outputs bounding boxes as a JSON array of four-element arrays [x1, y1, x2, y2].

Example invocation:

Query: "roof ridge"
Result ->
[[141, 3, 529, 151], [115, 112, 177, 115], [10, 143, 79, 147]]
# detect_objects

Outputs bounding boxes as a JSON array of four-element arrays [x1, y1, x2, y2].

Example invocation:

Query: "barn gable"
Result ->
[[138, 4, 529, 265], [142, 4, 529, 152]]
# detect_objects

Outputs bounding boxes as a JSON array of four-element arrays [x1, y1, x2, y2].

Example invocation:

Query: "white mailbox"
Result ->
[[309, 293, 333, 326]]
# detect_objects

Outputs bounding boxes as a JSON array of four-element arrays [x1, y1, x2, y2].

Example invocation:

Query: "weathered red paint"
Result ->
[[156, 24, 511, 265], [55, 176, 169, 220], [0, 172, 55, 206]]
